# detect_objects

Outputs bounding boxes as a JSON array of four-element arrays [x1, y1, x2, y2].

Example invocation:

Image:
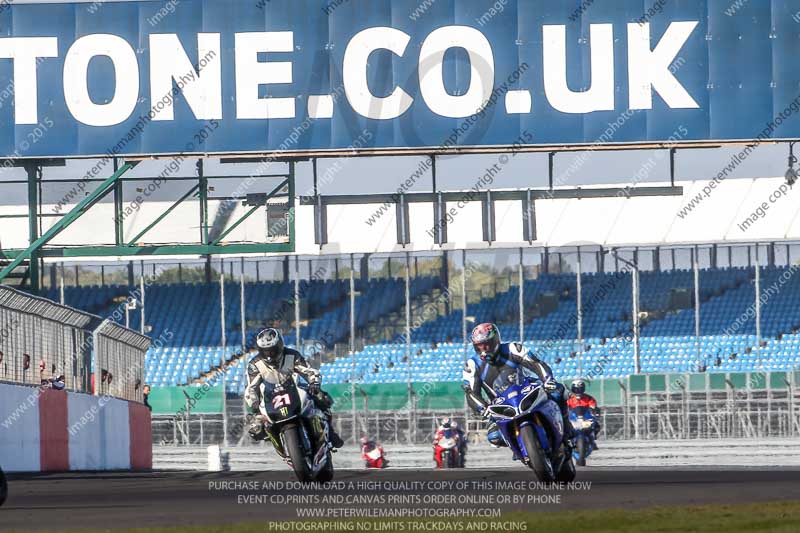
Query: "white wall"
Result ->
[[0, 383, 41, 473]]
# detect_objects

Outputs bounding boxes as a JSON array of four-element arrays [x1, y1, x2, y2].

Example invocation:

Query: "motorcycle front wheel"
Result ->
[[0, 466, 7, 507], [441, 450, 452, 469], [519, 425, 554, 482], [281, 424, 313, 482]]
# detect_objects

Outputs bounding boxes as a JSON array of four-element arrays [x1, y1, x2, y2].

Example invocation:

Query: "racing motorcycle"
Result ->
[[486, 376, 576, 482], [255, 370, 335, 483], [362, 442, 389, 469], [569, 406, 597, 467], [434, 428, 463, 469], [0, 465, 7, 507]]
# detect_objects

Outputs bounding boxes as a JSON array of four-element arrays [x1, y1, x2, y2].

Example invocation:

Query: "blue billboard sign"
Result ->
[[0, 0, 798, 159]]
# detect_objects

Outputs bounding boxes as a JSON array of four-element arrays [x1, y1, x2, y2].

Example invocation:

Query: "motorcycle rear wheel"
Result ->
[[519, 425, 554, 482], [282, 424, 313, 483], [576, 438, 587, 467]]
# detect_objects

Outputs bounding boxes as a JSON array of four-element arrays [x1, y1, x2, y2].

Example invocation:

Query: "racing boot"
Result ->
[[555, 393, 576, 452], [325, 412, 344, 449], [330, 428, 345, 449], [247, 416, 269, 442]]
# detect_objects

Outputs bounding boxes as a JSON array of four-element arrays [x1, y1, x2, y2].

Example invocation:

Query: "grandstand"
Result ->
[[30, 254, 800, 395]]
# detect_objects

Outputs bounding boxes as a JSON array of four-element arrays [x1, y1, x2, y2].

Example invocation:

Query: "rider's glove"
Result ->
[[543, 377, 557, 393]]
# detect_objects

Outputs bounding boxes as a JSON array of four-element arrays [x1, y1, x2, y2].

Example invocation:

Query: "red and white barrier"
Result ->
[[0, 382, 152, 473]]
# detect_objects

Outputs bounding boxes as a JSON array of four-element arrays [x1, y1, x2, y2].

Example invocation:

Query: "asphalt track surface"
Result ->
[[3, 467, 800, 532]]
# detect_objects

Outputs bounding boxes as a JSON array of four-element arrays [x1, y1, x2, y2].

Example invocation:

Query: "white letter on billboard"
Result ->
[[419, 26, 494, 118], [63, 35, 139, 127], [149, 33, 222, 121], [235, 32, 295, 119], [543, 24, 614, 113], [0, 37, 58, 125], [343, 27, 412, 120], [628, 22, 699, 109]]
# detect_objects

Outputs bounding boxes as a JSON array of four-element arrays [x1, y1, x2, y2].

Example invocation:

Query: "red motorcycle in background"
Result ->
[[361, 438, 388, 469], [433, 427, 465, 469]]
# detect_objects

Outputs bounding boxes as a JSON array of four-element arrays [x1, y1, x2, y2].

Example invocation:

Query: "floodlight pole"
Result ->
[[294, 256, 300, 348], [220, 271, 228, 447], [405, 251, 412, 443], [632, 267, 640, 375], [349, 255, 356, 445], [518, 248, 524, 342], [140, 275, 146, 336], [240, 259, 247, 389], [611, 250, 641, 374], [693, 248, 701, 372], [59, 263, 65, 305], [576, 250, 583, 378], [755, 248, 762, 371], [26, 163, 40, 292], [462, 250, 468, 422]]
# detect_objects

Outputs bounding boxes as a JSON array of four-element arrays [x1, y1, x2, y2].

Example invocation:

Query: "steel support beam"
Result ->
[[0, 161, 137, 282], [127, 184, 200, 246], [210, 178, 288, 246], [26, 163, 40, 291], [299, 186, 684, 206], [113, 159, 124, 246]]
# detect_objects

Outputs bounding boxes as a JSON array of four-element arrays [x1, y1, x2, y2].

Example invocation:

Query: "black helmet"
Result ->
[[571, 379, 586, 395], [256, 328, 284, 365], [471, 323, 501, 363]]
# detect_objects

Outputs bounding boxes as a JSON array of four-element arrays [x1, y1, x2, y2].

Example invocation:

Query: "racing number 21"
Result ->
[[272, 394, 291, 408]]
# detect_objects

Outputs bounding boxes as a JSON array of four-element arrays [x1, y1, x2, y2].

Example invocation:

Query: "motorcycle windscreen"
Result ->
[[261, 379, 303, 421], [571, 406, 591, 418]]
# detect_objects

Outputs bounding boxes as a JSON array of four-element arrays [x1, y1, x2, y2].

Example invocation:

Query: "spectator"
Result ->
[[41, 374, 65, 390], [143, 384, 152, 411]]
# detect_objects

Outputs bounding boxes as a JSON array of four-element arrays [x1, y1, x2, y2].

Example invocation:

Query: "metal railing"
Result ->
[[152, 387, 800, 447], [0, 285, 149, 402]]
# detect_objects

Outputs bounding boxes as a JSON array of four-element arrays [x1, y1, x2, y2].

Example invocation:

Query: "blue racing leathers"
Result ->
[[461, 342, 572, 447]]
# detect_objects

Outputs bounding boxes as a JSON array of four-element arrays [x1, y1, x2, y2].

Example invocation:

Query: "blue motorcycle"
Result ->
[[569, 406, 597, 467], [486, 376, 576, 482]]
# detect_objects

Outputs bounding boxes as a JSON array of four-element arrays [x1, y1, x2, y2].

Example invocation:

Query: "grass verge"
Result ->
[[12, 500, 800, 533]]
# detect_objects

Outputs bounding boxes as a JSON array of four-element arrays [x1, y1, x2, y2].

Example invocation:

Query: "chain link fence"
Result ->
[[0, 285, 149, 402], [152, 384, 800, 447]]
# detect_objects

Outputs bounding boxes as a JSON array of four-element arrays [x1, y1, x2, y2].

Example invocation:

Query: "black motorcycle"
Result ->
[[256, 370, 335, 483], [0, 465, 7, 507]]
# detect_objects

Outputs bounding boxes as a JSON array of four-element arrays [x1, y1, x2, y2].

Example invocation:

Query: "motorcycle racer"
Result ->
[[462, 322, 575, 451], [432, 417, 467, 468], [244, 328, 344, 449], [361, 436, 388, 468], [567, 379, 601, 449]]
